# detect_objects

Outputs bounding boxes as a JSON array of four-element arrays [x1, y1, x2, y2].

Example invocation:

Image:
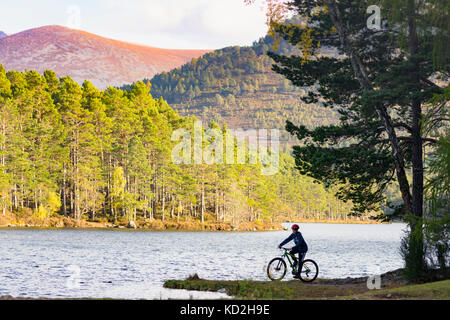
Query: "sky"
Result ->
[[0, 0, 269, 49]]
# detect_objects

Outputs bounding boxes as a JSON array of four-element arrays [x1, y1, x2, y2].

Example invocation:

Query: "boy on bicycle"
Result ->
[[278, 224, 308, 278]]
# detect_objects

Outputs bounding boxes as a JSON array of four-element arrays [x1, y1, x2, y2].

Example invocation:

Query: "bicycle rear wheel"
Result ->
[[299, 259, 319, 282], [267, 258, 287, 281]]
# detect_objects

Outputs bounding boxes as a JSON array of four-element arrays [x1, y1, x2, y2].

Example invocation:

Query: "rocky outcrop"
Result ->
[[127, 221, 137, 229]]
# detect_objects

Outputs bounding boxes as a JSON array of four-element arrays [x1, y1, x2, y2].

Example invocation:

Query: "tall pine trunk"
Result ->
[[325, 0, 413, 214], [406, 0, 425, 273], [201, 181, 205, 223]]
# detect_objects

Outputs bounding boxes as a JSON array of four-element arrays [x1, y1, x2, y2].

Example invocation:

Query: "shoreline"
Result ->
[[0, 210, 386, 232], [163, 269, 450, 300], [2, 269, 448, 300], [0, 218, 387, 232]]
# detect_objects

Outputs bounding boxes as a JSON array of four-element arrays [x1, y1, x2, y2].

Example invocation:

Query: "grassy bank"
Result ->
[[0, 210, 283, 231], [163, 271, 450, 300], [0, 210, 383, 232], [288, 219, 382, 224]]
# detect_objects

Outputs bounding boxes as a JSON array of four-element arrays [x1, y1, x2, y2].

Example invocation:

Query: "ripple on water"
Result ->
[[0, 223, 406, 299]]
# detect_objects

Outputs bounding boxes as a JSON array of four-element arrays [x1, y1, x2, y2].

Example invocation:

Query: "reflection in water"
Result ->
[[0, 223, 406, 299]]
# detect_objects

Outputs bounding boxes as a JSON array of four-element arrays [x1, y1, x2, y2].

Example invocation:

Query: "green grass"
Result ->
[[355, 279, 450, 300], [164, 275, 368, 300], [163, 275, 450, 300]]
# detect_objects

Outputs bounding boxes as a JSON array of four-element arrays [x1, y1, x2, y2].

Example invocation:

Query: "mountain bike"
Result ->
[[267, 247, 319, 282]]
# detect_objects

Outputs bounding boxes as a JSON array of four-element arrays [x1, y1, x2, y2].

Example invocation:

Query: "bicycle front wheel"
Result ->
[[267, 258, 287, 281], [299, 259, 319, 282]]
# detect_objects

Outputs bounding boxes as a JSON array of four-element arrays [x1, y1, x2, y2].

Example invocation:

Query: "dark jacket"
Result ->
[[279, 231, 308, 252]]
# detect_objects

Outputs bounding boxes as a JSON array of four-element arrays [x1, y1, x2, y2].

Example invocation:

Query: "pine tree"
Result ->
[[268, 0, 447, 216]]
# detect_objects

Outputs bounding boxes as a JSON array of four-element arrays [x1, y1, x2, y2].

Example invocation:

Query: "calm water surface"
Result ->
[[0, 223, 406, 299]]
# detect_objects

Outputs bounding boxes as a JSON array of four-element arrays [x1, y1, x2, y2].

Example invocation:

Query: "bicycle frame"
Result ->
[[281, 248, 305, 271], [268, 247, 317, 282]]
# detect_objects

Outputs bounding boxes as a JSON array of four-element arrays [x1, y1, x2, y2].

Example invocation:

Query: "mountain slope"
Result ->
[[0, 25, 210, 88], [146, 36, 338, 144], [0, 31, 6, 40]]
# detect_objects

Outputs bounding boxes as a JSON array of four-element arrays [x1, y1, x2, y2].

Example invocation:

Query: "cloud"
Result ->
[[95, 0, 267, 48], [0, 0, 268, 49]]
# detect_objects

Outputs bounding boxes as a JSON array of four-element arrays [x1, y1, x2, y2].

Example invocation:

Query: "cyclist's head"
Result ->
[[291, 224, 299, 232]]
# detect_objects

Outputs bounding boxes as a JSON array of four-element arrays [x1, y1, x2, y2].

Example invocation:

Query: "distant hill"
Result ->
[[145, 34, 338, 144], [0, 31, 7, 40], [0, 25, 210, 88]]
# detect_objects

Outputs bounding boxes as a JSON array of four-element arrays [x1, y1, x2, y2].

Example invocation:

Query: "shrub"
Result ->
[[424, 214, 450, 270], [400, 213, 450, 282], [400, 216, 426, 282]]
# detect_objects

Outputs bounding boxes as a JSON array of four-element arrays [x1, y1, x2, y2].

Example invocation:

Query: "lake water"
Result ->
[[0, 223, 407, 299]]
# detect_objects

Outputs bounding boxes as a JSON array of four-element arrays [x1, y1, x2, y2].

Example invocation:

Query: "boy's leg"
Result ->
[[299, 252, 305, 263], [289, 247, 300, 274], [289, 247, 299, 264], [296, 252, 306, 276]]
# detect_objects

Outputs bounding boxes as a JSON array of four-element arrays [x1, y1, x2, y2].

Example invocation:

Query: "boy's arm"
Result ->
[[279, 234, 293, 247]]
